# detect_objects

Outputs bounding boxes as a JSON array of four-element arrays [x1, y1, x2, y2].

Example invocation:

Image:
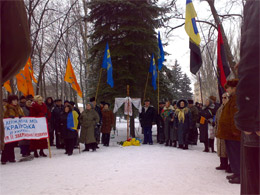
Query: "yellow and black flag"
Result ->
[[185, 0, 202, 75]]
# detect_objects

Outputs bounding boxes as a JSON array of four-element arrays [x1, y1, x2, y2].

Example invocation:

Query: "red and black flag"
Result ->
[[217, 25, 231, 88]]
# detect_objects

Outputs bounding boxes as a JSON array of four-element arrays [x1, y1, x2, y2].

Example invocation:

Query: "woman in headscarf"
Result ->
[[1, 95, 24, 164], [175, 100, 192, 149], [30, 95, 48, 157], [80, 102, 100, 152]]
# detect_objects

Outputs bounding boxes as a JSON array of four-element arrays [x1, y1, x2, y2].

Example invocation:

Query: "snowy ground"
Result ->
[[0, 120, 240, 195]]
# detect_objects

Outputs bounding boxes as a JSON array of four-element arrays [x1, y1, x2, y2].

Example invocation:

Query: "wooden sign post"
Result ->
[[126, 85, 130, 140]]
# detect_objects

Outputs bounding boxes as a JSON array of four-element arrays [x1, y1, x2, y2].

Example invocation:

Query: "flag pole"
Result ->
[[157, 69, 159, 114], [198, 71, 204, 105], [95, 68, 102, 101], [143, 72, 149, 104]]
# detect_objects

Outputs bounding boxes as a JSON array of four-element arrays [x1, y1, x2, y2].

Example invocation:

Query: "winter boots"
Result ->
[[216, 157, 228, 170]]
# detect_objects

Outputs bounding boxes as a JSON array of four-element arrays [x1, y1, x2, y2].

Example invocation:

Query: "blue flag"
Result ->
[[149, 54, 157, 90], [102, 43, 114, 88], [158, 32, 164, 71]]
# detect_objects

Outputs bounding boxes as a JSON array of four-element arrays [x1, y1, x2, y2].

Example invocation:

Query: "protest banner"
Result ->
[[3, 117, 52, 158]]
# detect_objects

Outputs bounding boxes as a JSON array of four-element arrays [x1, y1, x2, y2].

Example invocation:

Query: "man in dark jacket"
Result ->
[[139, 99, 156, 145], [51, 99, 64, 148], [234, 1, 260, 194], [157, 101, 165, 144], [188, 100, 199, 145]]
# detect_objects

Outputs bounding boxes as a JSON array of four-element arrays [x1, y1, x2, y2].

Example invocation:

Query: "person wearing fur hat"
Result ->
[[1, 95, 25, 164], [161, 100, 175, 146], [188, 100, 199, 145], [174, 100, 192, 149], [101, 103, 115, 147], [198, 98, 215, 152], [218, 79, 241, 184], [80, 102, 100, 151]]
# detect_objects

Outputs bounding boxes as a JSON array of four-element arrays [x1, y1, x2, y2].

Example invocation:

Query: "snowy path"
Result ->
[[0, 122, 239, 195]]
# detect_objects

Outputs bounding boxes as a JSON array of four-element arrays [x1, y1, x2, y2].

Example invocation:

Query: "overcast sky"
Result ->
[[158, 0, 243, 90]]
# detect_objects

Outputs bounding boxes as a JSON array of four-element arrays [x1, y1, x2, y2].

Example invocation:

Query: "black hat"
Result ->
[[69, 101, 75, 106], [90, 97, 96, 102], [104, 102, 110, 107], [159, 101, 165, 105], [176, 99, 188, 108], [100, 101, 106, 105], [64, 100, 69, 104], [188, 100, 194, 104], [20, 96, 26, 101], [26, 95, 34, 100], [8, 95, 18, 104], [144, 98, 150, 102], [54, 99, 62, 102]]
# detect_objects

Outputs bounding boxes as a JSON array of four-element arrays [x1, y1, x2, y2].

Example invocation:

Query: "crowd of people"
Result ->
[[1, 95, 115, 163], [0, 78, 254, 187], [139, 79, 242, 185]]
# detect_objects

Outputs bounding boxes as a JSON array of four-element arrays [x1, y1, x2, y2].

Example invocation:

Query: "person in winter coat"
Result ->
[[30, 95, 48, 158], [45, 97, 54, 146], [51, 99, 64, 148], [80, 102, 100, 151], [19, 99, 32, 157], [215, 93, 229, 171], [199, 99, 215, 152], [218, 79, 241, 184], [188, 100, 199, 145], [175, 100, 192, 149], [161, 100, 174, 146], [157, 101, 165, 144], [1, 95, 25, 165], [139, 99, 156, 145], [101, 103, 115, 147], [90, 97, 102, 147], [235, 1, 260, 193], [60, 105, 79, 156]]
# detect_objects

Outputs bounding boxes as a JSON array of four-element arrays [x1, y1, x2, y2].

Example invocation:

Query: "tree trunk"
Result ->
[[206, 0, 238, 78], [130, 114, 135, 138]]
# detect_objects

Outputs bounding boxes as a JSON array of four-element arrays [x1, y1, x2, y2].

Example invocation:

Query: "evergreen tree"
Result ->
[[87, 0, 168, 106], [179, 73, 192, 100]]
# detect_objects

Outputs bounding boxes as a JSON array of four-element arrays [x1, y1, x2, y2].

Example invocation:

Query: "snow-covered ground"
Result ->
[[0, 120, 240, 195]]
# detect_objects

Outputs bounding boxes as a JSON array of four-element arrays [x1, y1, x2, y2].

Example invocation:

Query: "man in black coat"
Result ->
[[139, 99, 156, 145], [157, 101, 165, 144], [188, 100, 199, 145], [51, 99, 64, 148], [234, 1, 260, 194]]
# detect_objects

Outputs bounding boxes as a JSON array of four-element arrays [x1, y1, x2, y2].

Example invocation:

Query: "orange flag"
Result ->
[[64, 58, 82, 98], [3, 80, 12, 93], [25, 57, 38, 83], [16, 69, 28, 96], [24, 64, 35, 96]]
